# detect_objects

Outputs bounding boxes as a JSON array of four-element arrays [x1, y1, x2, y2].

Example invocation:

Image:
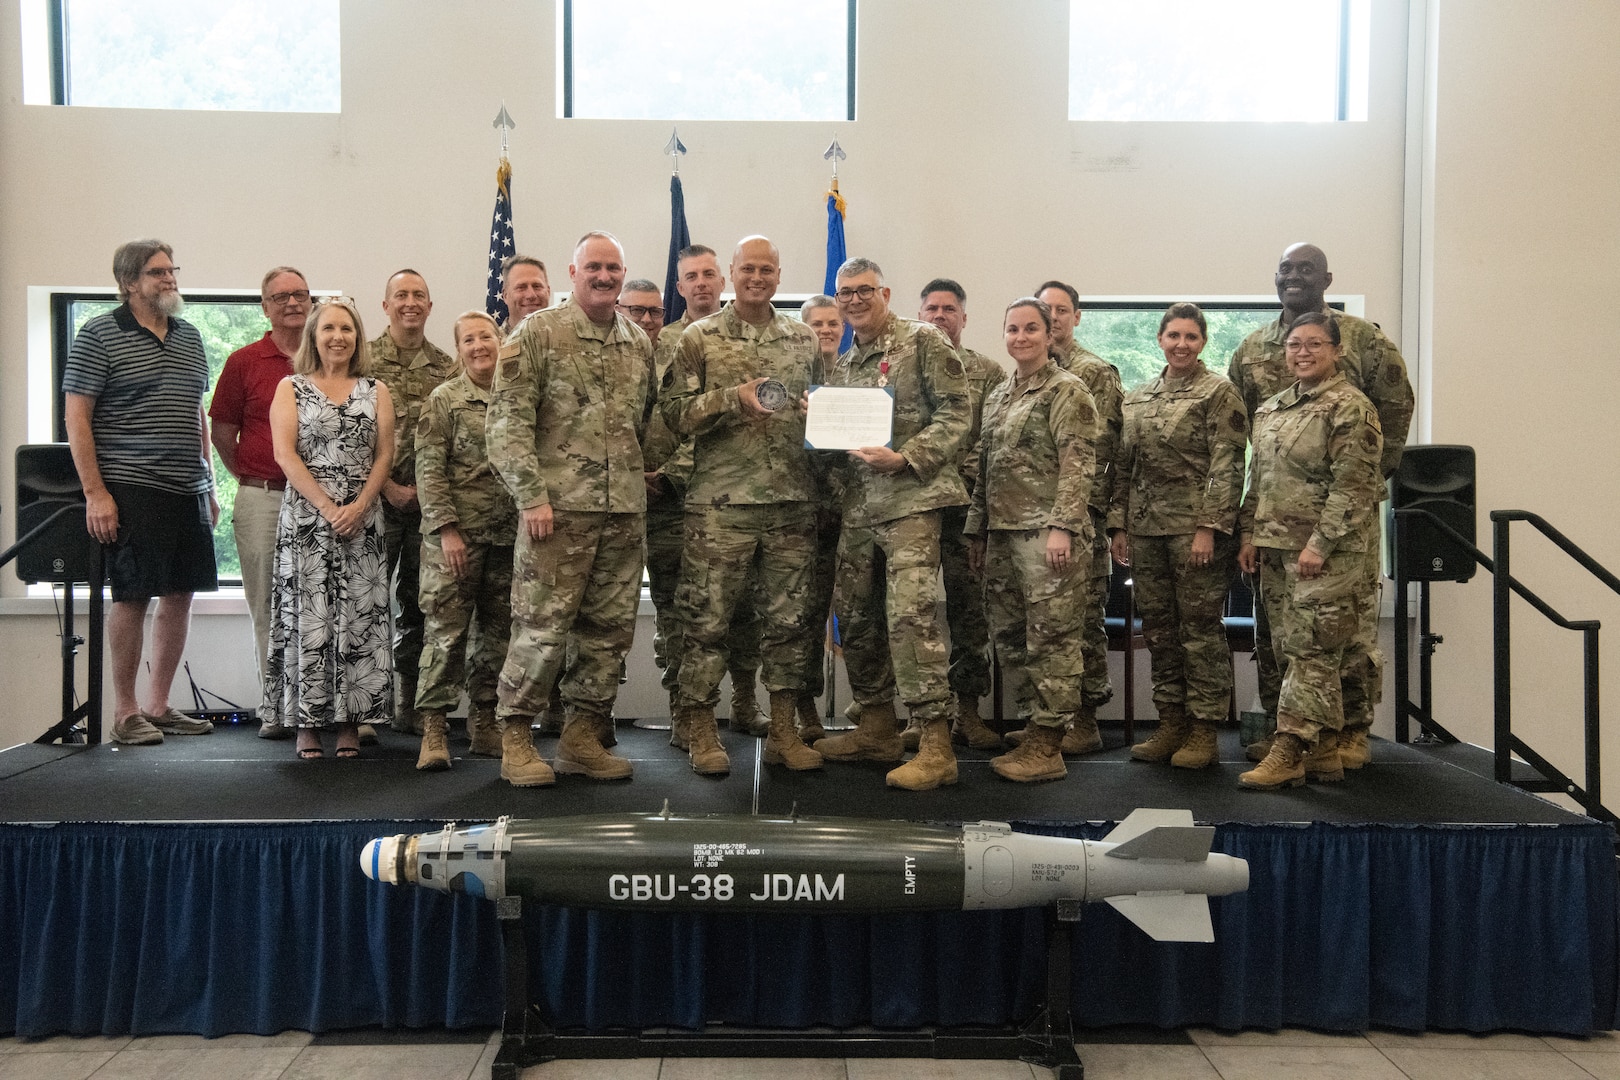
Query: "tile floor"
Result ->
[[3, 1026, 1618, 1079]]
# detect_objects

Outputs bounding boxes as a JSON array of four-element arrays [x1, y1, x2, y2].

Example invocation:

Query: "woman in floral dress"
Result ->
[[263, 296, 396, 758]]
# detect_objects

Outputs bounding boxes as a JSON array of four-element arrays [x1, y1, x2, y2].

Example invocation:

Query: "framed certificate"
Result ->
[[803, 385, 895, 450]]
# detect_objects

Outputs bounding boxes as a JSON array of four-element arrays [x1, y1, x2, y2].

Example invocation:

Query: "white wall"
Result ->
[[1421, 0, 1620, 797], [0, 0, 1417, 748]]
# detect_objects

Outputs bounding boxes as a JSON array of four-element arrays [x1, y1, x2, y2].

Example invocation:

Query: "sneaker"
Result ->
[[111, 713, 164, 745], [144, 707, 213, 735], [258, 719, 291, 740]]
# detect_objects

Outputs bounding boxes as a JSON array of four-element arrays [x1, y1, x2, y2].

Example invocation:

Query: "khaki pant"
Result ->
[[232, 483, 281, 704]]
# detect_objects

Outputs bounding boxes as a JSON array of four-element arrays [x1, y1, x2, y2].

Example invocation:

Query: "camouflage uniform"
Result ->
[[964, 361, 1098, 729], [369, 332, 459, 722], [800, 350, 843, 702], [1109, 362, 1248, 722], [826, 314, 970, 723], [937, 346, 1005, 702], [1055, 340, 1125, 709], [645, 316, 760, 703], [414, 372, 517, 713], [660, 303, 820, 707], [486, 299, 655, 719], [1228, 310, 1413, 726], [1239, 371, 1384, 742]]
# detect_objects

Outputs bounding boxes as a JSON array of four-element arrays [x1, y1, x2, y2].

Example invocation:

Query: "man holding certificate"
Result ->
[[660, 235, 825, 776], [809, 258, 971, 791]]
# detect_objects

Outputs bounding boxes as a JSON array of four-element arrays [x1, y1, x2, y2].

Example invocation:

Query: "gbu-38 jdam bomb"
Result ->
[[361, 807, 1248, 942]]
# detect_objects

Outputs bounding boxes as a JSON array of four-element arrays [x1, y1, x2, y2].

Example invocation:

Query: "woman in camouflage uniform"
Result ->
[[1237, 312, 1384, 790], [1109, 303, 1249, 769], [965, 298, 1099, 782], [411, 311, 521, 777]]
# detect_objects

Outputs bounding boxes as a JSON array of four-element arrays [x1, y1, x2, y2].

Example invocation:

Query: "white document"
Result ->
[[803, 385, 895, 450]]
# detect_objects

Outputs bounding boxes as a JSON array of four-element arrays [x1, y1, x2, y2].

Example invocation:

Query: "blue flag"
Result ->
[[823, 179, 853, 352], [663, 174, 691, 325], [484, 156, 515, 323]]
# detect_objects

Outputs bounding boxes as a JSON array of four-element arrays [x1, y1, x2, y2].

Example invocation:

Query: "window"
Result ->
[[1075, 303, 1309, 389], [563, 0, 855, 121], [1069, 0, 1370, 122], [41, 0, 339, 112], [54, 293, 273, 582]]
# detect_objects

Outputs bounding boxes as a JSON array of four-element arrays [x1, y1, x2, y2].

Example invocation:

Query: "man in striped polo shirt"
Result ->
[[63, 239, 220, 746]]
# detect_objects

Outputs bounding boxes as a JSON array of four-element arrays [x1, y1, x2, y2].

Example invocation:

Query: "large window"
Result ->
[[563, 0, 855, 121], [41, 0, 340, 111], [1069, 0, 1370, 122], [55, 294, 272, 582], [1076, 304, 1283, 389]]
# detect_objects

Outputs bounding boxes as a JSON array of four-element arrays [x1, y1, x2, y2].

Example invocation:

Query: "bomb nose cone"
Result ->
[[361, 835, 402, 884]]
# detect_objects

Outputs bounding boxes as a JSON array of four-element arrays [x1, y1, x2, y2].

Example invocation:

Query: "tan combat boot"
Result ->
[[1130, 704, 1190, 763], [668, 690, 690, 749], [466, 703, 502, 758], [680, 705, 730, 776], [900, 717, 925, 752], [1338, 725, 1372, 770], [1304, 729, 1344, 782], [1060, 702, 1103, 755], [553, 709, 634, 780], [795, 692, 826, 745], [415, 711, 451, 771], [886, 718, 958, 790], [952, 695, 1003, 751], [816, 700, 904, 762], [991, 723, 1067, 783], [1170, 720, 1219, 769], [1238, 732, 1307, 790], [765, 690, 824, 771], [729, 674, 770, 737], [499, 717, 556, 787]]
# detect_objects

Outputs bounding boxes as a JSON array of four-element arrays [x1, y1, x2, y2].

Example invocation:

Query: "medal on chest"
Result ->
[[877, 358, 889, 388]]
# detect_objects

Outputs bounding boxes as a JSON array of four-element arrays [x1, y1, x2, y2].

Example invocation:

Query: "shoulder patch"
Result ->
[[943, 355, 964, 378], [500, 358, 521, 383], [498, 342, 521, 361], [1229, 409, 1247, 432], [416, 414, 433, 437]]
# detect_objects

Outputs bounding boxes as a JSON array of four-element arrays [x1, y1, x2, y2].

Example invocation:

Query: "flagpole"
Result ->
[[822, 139, 851, 350], [663, 128, 691, 325], [485, 104, 518, 324]]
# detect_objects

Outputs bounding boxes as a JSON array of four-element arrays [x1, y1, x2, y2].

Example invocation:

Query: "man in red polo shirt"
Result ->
[[210, 266, 308, 738]]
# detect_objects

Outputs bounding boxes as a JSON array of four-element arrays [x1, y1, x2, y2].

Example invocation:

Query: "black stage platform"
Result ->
[[0, 720, 1585, 825], [1, 721, 1615, 1044]]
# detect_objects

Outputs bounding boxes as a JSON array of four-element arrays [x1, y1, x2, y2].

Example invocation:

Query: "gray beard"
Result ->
[[154, 291, 186, 317]]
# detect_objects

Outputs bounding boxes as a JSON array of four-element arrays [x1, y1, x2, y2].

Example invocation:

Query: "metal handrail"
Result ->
[[1392, 507, 1612, 822], [1491, 511, 1609, 821]]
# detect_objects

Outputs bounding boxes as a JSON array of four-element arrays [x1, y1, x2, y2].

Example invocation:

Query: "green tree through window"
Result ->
[[1075, 306, 1279, 391], [68, 298, 271, 581]]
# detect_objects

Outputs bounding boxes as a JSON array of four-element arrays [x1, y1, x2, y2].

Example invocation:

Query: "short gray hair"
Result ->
[[800, 294, 838, 318], [260, 265, 306, 298], [835, 257, 883, 283], [112, 239, 174, 300], [621, 278, 659, 294]]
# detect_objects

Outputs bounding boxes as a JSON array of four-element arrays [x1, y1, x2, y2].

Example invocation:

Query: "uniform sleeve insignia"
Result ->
[[1230, 410, 1247, 432], [498, 343, 521, 361], [499, 358, 521, 383], [944, 356, 964, 377], [417, 414, 433, 437]]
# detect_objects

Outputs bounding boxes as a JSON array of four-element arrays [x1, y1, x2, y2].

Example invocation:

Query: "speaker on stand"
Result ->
[[6, 445, 106, 744], [1388, 445, 1478, 746]]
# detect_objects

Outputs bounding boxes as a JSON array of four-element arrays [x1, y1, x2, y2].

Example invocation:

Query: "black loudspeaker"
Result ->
[[15, 444, 101, 584], [1388, 444, 1477, 583]]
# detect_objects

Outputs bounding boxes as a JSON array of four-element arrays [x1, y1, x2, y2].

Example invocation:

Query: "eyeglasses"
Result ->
[[834, 285, 878, 303], [1285, 338, 1333, 353], [143, 266, 179, 279], [316, 295, 358, 309], [267, 290, 312, 305], [618, 304, 664, 320]]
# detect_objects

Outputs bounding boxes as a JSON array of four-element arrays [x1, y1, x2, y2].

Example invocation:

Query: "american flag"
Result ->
[[484, 156, 515, 323]]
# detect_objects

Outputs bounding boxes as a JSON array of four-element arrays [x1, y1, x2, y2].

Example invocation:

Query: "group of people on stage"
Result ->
[[63, 232, 1410, 794]]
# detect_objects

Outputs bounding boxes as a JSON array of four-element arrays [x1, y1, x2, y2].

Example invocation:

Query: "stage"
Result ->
[[1, 720, 1615, 1042]]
